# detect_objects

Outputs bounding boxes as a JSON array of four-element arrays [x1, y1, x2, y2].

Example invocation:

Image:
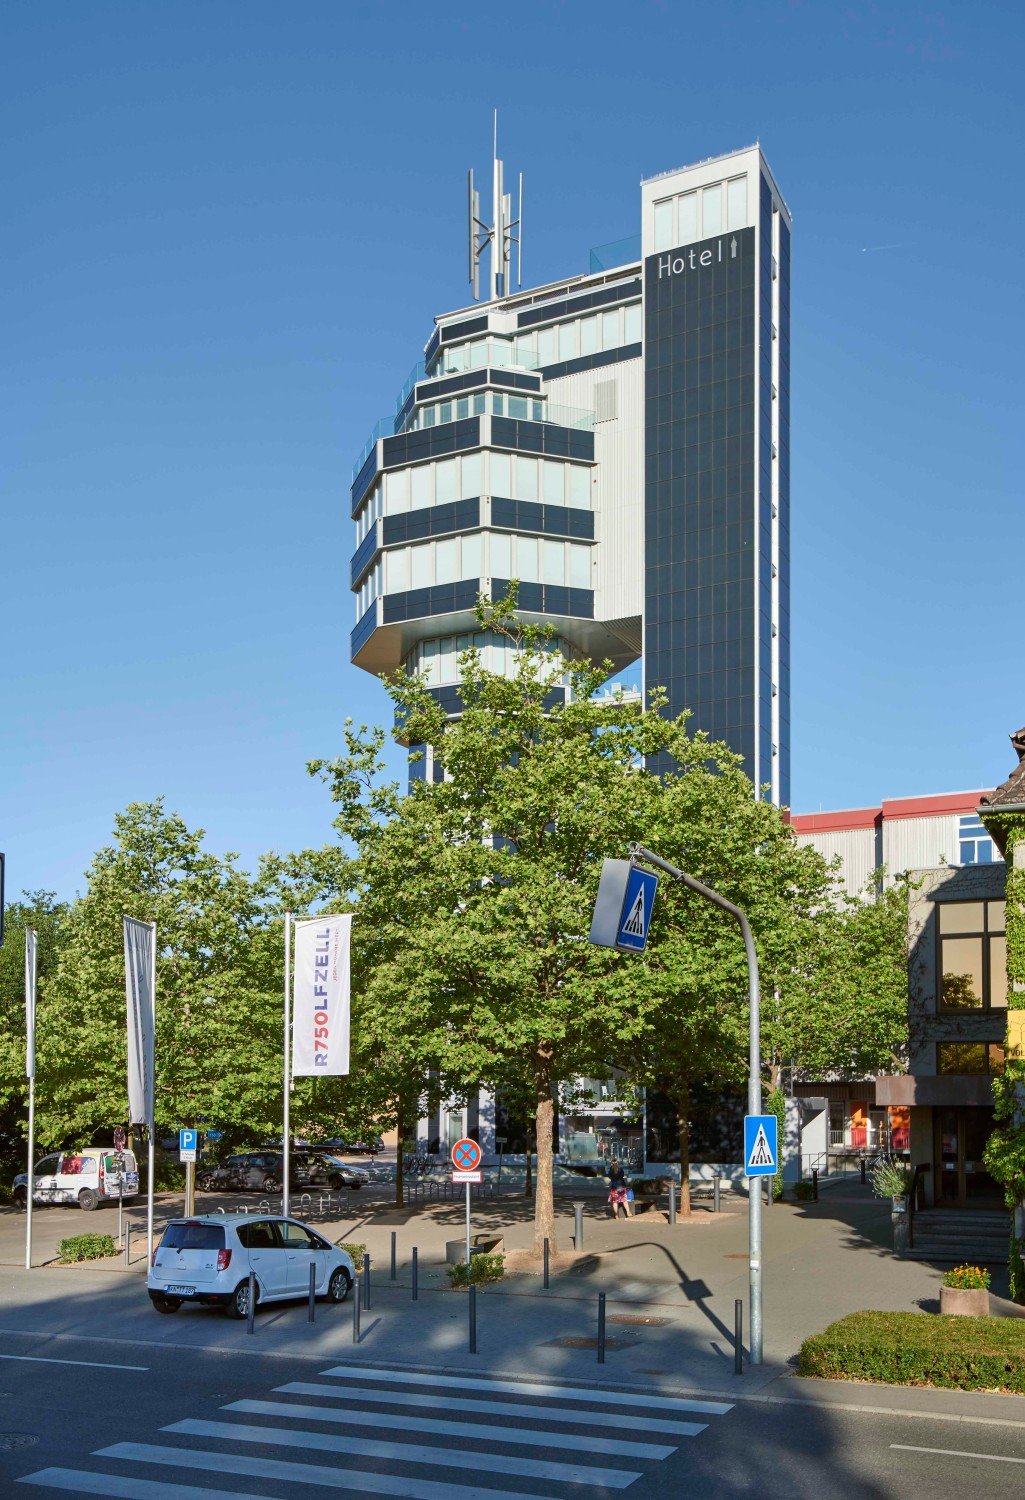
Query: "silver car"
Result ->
[[147, 1213, 355, 1318]]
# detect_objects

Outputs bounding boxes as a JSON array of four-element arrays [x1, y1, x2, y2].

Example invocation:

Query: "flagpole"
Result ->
[[25, 928, 37, 1272], [146, 920, 156, 1265], [283, 911, 292, 1219]]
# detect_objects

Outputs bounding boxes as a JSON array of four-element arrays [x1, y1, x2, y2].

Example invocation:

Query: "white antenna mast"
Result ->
[[467, 110, 522, 302]]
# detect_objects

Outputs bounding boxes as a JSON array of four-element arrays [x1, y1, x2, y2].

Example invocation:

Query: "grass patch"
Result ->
[[447, 1252, 505, 1288], [57, 1233, 117, 1263], [798, 1311, 1025, 1393]]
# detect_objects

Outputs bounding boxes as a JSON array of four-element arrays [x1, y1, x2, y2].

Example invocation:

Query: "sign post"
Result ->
[[451, 1137, 483, 1265], [589, 844, 767, 1365], [113, 1125, 127, 1248], [24, 927, 37, 1271], [180, 1128, 198, 1217]]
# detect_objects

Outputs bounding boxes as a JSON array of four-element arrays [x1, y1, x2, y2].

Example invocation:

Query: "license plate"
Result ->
[[165, 1284, 196, 1296]]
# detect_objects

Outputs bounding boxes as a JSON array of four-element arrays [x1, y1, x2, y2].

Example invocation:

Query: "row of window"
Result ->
[[936, 1042, 1004, 1076], [406, 391, 593, 436], [437, 304, 642, 376], [355, 531, 594, 619], [404, 630, 566, 688], [652, 175, 749, 253], [937, 896, 1006, 1012], [957, 814, 997, 864], [356, 453, 593, 541]]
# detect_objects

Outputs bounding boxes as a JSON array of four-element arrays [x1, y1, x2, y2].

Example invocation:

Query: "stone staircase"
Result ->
[[908, 1207, 1008, 1264]]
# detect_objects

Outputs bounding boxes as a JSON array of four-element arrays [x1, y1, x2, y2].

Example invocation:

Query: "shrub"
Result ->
[[792, 1181, 816, 1202], [942, 1263, 991, 1290], [447, 1252, 505, 1288], [870, 1158, 913, 1199], [798, 1311, 1025, 1393], [58, 1233, 117, 1263], [339, 1241, 367, 1266]]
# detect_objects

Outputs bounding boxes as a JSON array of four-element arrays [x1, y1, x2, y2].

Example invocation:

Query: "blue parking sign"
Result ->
[[179, 1128, 198, 1155], [744, 1114, 778, 1177]]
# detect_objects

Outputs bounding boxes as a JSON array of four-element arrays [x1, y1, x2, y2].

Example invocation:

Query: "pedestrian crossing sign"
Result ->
[[744, 1114, 778, 1177]]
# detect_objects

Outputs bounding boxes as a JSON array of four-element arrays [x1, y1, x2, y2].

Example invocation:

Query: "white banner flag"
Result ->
[[123, 918, 156, 1126], [24, 928, 37, 1081], [292, 915, 351, 1077]]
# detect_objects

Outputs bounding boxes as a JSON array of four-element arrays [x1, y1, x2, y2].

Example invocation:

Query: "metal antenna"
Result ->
[[466, 110, 522, 301]]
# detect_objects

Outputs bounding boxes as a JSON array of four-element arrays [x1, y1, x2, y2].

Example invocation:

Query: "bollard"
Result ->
[[713, 1174, 721, 1214], [597, 1291, 606, 1365], [308, 1260, 316, 1322], [363, 1252, 371, 1309], [411, 1246, 418, 1301], [668, 1181, 677, 1225], [123, 1224, 131, 1269], [543, 1238, 550, 1289], [860, 1158, 866, 1186], [246, 1271, 256, 1336], [812, 1168, 819, 1202], [573, 1201, 584, 1251], [353, 1277, 361, 1343], [390, 1230, 397, 1281], [469, 1282, 477, 1354], [764, 1177, 772, 1209], [734, 1298, 743, 1374]]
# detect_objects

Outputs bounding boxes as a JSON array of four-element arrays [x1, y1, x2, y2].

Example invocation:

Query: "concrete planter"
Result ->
[[445, 1234, 504, 1265], [939, 1285, 990, 1317]]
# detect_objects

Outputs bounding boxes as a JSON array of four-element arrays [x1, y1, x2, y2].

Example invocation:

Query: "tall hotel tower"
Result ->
[[349, 143, 791, 805]]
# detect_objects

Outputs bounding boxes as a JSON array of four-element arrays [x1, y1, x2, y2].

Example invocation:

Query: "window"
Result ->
[[161, 1222, 225, 1250], [537, 327, 557, 366], [489, 531, 511, 577], [280, 1221, 320, 1248], [410, 465, 432, 509], [567, 466, 590, 508], [624, 303, 642, 344], [435, 459, 457, 505], [508, 396, 528, 420], [435, 538, 457, 585], [653, 198, 673, 251], [702, 183, 722, 236], [237, 1221, 280, 1249], [580, 317, 598, 356], [384, 548, 409, 593], [558, 322, 576, 362], [515, 535, 537, 582], [937, 1042, 1004, 1076], [727, 175, 747, 230], [958, 814, 996, 864], [568, 544, 591, 589], [541, 539, 563, 585], [410, 543, 431, 590], [385, 469, 409, 514], [601, 310, 620, 349], [678, 191, 697, 242], [515, 456, 538, 503], [542, 460, 564, 505], [461, 532, 482, 579], [460, 452, 481, 499], [938, 898, 1006, 1010], [490, 451, 512, 497]]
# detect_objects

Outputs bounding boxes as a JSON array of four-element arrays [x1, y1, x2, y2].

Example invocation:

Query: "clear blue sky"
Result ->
[[3, 2, 1021, 899]]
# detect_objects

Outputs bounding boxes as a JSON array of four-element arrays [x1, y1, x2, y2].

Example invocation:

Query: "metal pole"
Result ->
[[713, 1173, 721, 1214], [282, 911, 292, 1220], [668, 1180, 676, 1225], [734, 1298, 744, 1374], [118, 1173, 123, 1249], [146, 921, 157, 1266], [363, 1252, 371, 1310], [25, 1075, 35, 1271], [353, 1278, 361, 1343], [124, 1224, 131, 1269], [469, 1282, 477, 1353], [411, 1246, 418, 1301], [573, 1201, 584, 1250], [629, 845, 764, 1365], [465, 1181, 471, 1266], [308, 1260, 316, 1322], [641, 1086, 648, 1175], [597, 1291, 606, 1364], [246, 1271, 256, 1335], [812, 1168, 819, 1202], [860, 1157, 866, 1186], [543, 1237, 550, 1289], [185, 1158, 196, 1219], [390, 1230, 397, 1281]]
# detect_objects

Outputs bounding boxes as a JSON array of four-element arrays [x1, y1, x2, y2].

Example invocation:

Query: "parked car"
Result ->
[[296, 1151, 370, 1191], [147, 1213, 355, 1317], [196, 1151, 309, 1194], [12, 1149, 139, 1212]]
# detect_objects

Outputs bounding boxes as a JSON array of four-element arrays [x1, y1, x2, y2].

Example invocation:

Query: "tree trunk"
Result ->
[[677, 1076, 692, 1216], [532, 1052, 557, 1256], [394, 1095, 405, 1209]]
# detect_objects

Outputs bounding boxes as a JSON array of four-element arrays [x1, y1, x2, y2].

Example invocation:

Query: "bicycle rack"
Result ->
[[258, 1200, 271, 1214], [298, 1193, 312, 1217]]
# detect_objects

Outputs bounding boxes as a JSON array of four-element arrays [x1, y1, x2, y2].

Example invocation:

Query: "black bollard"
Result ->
[[573, 1201, 584, 1250], [713, 1174, 721, 1214], [246, 1271, 256, 1336], [668, 1181, 677, 1225], [543, 1237, 550, 1289], [469, 1282, 477, 1354], [734, 1298, 743, 1375], [411, 1246, 418, 1301], [124, 1224, 131, 1269], [353, 1277, 361, 1343], [812, 1168, 819, 1202], [363, 1252, 371, 1310], [308, 1261, 316, 1323], [860, 1158, 866, 1185], [597, 1291, 606, 1365], [390, 1230, 397, 1281]]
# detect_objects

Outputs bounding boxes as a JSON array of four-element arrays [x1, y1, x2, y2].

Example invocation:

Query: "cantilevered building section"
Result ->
[[348, 142, 791, 803]]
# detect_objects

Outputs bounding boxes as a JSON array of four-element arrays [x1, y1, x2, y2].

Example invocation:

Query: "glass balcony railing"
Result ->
[[433, 340, 541, 376], [589, 234, 642, 272]]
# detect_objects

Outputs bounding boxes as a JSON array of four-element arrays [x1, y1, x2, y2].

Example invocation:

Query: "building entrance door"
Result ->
[[933, 1108, 1000, 1207]]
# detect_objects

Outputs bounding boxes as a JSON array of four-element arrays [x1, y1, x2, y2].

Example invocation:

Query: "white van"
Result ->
[[13, 1149, 139, 1211]]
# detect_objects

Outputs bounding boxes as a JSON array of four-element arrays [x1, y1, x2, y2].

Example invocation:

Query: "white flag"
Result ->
[[123, 918, 156, 1126], [292, 915, 351, 1077], [24, 928, 38, 1081]]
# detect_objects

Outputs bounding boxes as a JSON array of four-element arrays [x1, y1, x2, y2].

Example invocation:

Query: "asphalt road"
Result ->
[[1, 1320, 1022, 1499]]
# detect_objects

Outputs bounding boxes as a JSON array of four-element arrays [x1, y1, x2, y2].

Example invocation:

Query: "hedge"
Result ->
[[798, 1311, 1025, 1393], [57, 1233, 117, 1263]]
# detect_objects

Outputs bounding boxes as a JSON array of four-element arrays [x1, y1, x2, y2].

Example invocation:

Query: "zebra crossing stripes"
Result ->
[[17, 1361, 734, 1498]]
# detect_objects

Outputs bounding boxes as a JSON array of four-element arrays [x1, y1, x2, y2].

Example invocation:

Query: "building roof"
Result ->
[[791, 789, 992, 835], [979, 727, 1025, 848]]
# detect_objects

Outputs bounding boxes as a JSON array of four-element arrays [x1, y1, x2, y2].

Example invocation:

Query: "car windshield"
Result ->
[[161, 1222, 225, 1250]]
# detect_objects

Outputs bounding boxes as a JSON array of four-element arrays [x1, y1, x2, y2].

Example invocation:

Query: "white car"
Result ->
[[147, 1213, 355, 1318], [13, 1149, 139, 1211]]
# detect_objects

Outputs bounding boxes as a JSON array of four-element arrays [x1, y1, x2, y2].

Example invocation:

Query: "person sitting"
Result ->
[[606, 1157, 632, 1219]]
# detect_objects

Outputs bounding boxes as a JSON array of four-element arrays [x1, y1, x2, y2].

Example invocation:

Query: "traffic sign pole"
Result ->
[[625, 843, 765, 1365], [450, 1138, 483, 1267]]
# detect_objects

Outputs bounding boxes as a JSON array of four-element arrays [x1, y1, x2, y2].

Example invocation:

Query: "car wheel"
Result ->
[[78, 1188, 99, 1212], [347, 1182, 363, 1191], [150, 1295, 180, 1315], [326, 1267, 352, 1303], [328, 1174, 343, 1191], [12, 1188, 26, 1213], [225, 1278, 258, 1319], [261, 1175, 280, 1193], [196, 1173, 214, 1192]]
